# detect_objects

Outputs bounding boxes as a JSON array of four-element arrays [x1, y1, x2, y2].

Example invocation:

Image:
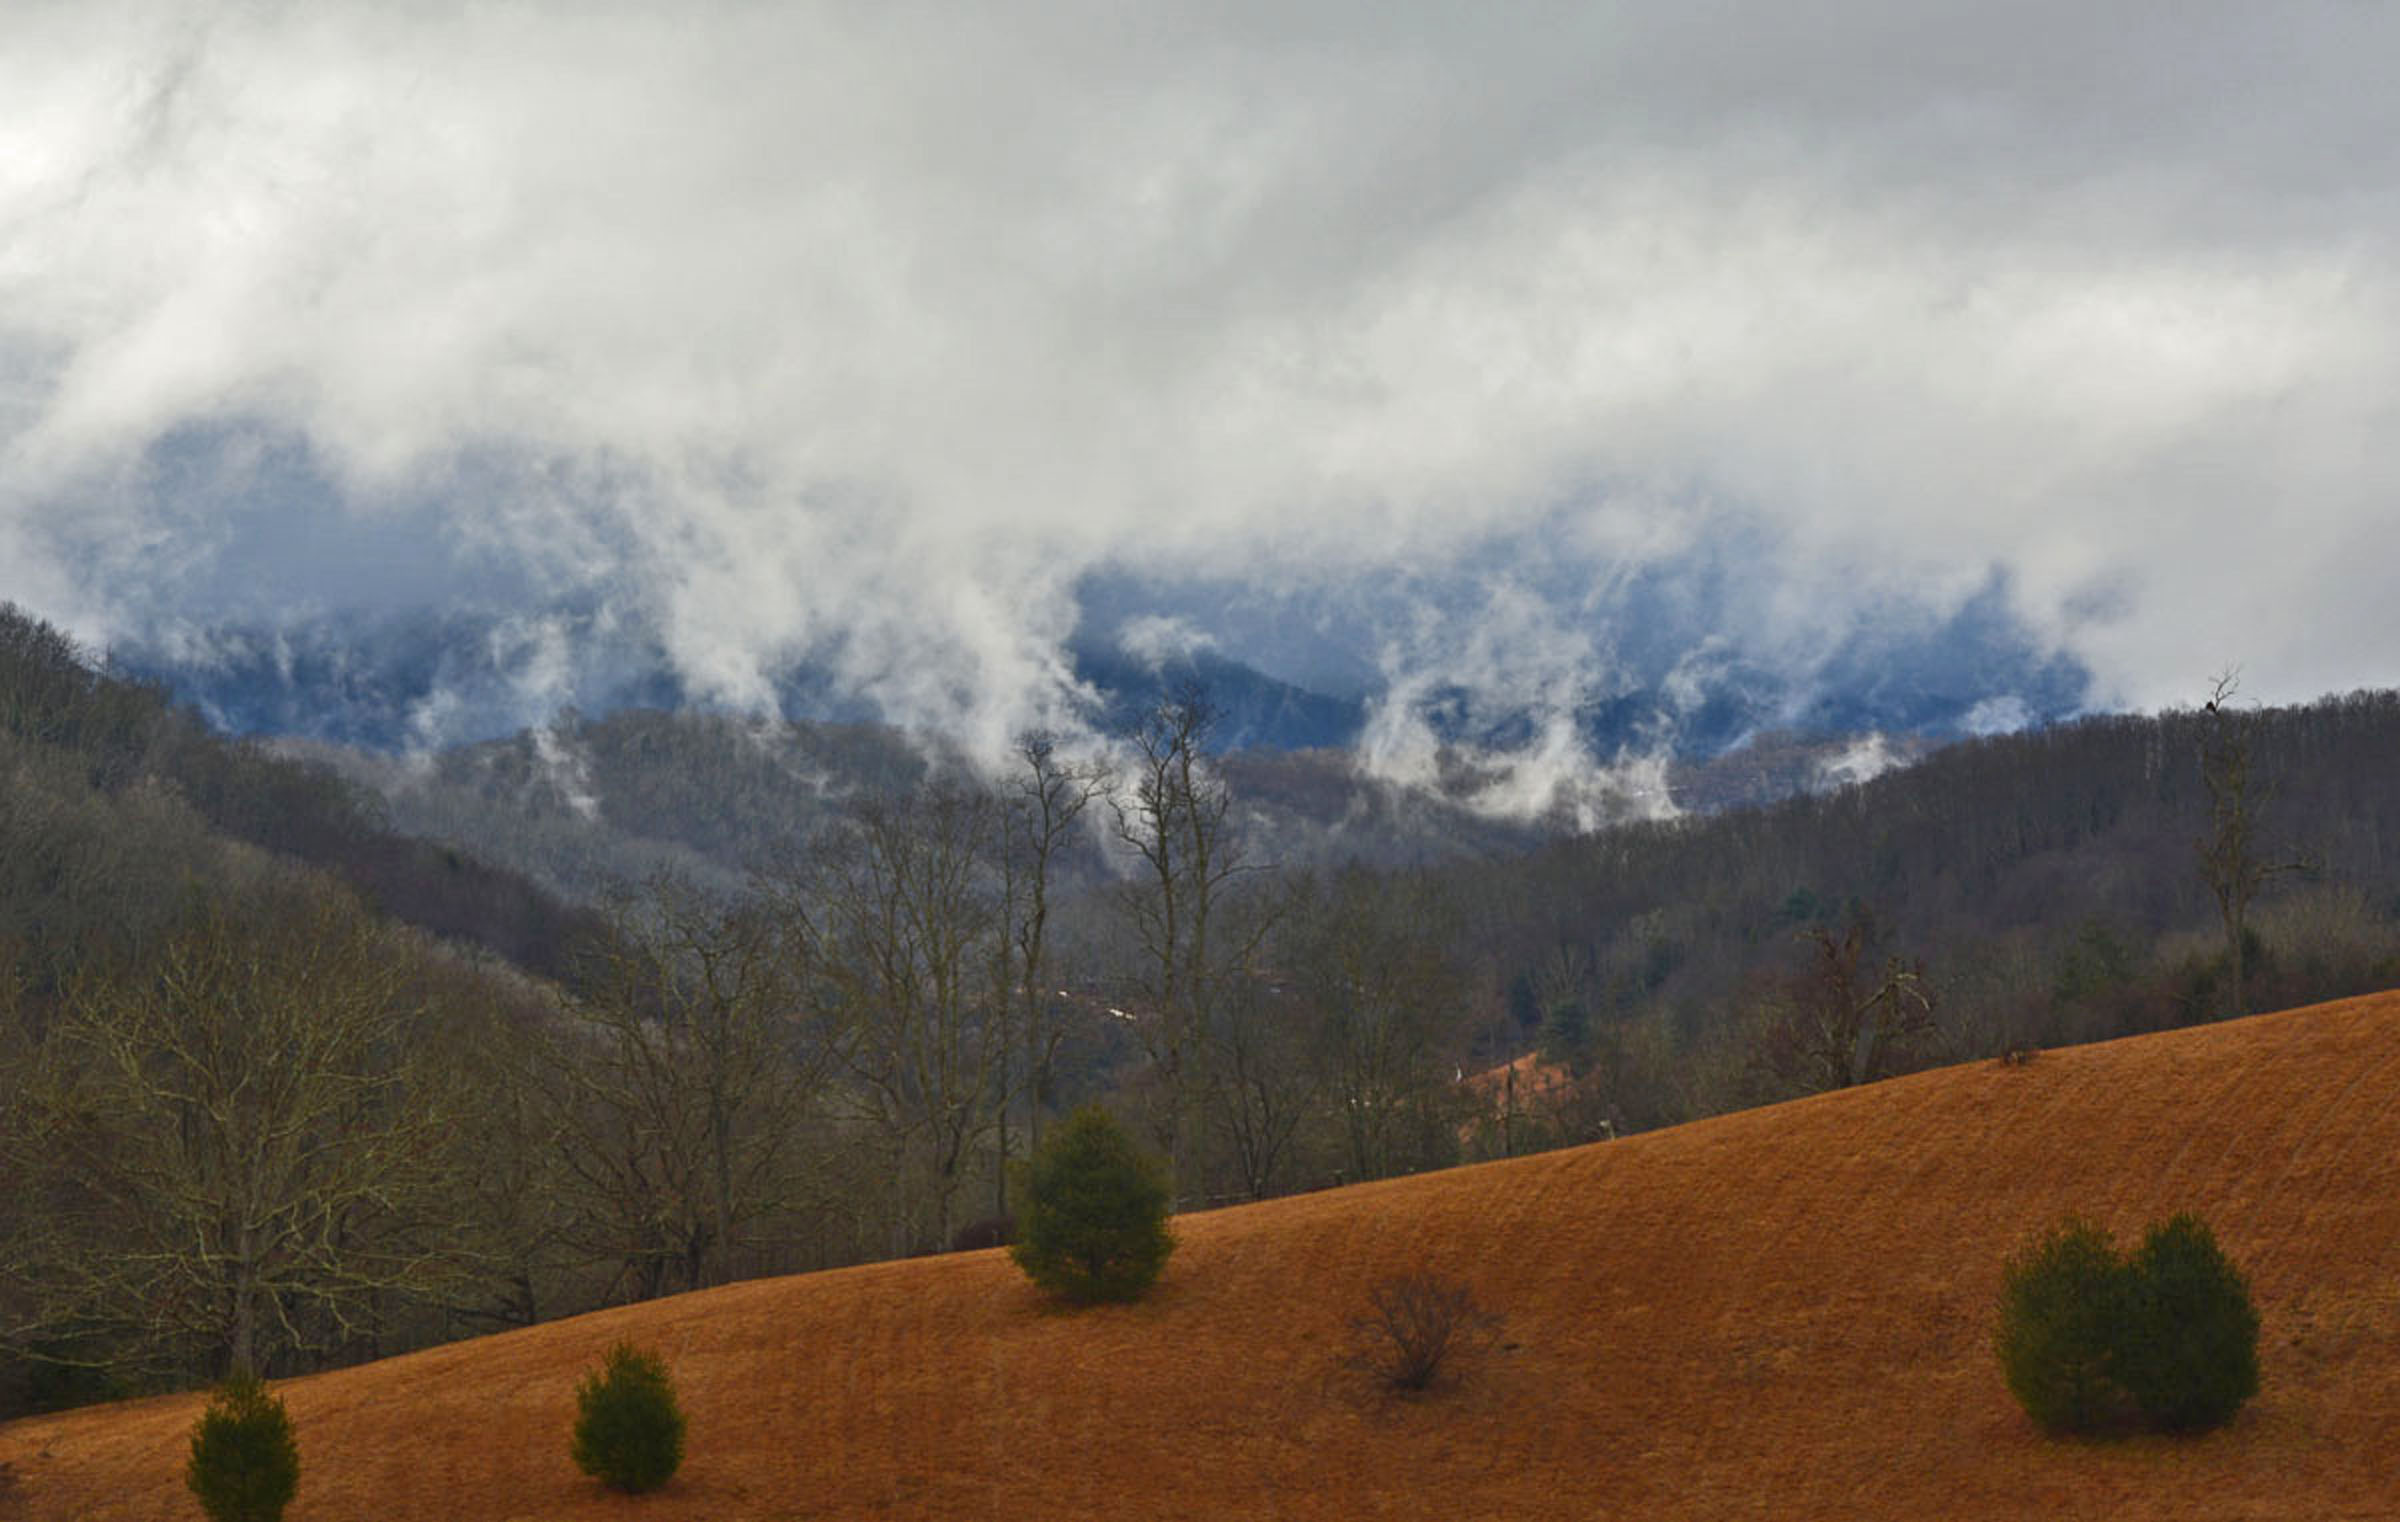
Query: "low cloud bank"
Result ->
[[8, 2, 2396, 807]]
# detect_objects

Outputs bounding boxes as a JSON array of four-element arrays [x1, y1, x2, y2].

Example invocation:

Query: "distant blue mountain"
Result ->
[[1064, 642, 1367, 752], [113, 608, 691, 751], [88, 421, 2092, 763], [113, 563, 2089, 761], [115, 611, 1366, 755]]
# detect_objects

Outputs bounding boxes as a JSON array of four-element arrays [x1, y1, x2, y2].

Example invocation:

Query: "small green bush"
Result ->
[[570, 1342, 686, 1494], [1996, 1212, 2261, 1437], [1996, 1216, 2132, 1435], [2113, 1214, 2260, 1432], [185, 1374, 300, 1522], [1009, 1105, 1175, 1305]]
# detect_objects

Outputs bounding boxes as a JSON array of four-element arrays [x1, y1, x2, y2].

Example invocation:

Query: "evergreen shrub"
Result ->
[[1009, 1105, 1175, 1304], [1996, 1216, 2131, 1435], [2113, 1214, 2261, 1432], [570, 1342, 686, 1494], [1995, 1212, 2260, 1437], [185, 1374, 300, 1522]]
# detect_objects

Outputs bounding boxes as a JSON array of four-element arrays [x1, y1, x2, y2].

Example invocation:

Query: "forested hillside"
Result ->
[[1, 606, 597, 1413], [289, 708, 1910, 906], [3, 609, 1115, 1412], [0, 609, 604, 984], [289, 709, 1550, 905], [309, 665, 2400, 1174], [8, 599, 2399, 1424], [1448, 688, 2400, 1132]]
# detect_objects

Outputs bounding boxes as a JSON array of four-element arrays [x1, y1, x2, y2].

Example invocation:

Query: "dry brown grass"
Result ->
[[8, 991, 2400, 1520]]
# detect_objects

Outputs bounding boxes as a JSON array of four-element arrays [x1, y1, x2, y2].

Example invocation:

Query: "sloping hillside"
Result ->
[[8, 993, 2398, 1520]]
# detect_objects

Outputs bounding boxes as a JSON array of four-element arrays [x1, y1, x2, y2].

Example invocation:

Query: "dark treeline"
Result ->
[[0, 608, 607, 985], [0, 607, 605, 1411], [1445, 686, 2400, 1129], [7, 597, 2399, 1417]]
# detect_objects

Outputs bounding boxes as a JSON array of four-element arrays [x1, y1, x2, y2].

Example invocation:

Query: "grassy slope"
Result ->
[[7, 992, 2398, 1521]]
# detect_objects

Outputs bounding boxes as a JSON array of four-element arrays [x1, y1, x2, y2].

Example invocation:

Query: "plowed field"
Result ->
[[7, 992, 2399, 1520]]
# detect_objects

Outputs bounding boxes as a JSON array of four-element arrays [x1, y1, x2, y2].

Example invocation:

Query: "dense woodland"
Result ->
[[6, 600, 2399, 1417]]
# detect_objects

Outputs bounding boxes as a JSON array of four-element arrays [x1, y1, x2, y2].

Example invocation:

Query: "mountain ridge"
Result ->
[[111, 569, 2089, 766]]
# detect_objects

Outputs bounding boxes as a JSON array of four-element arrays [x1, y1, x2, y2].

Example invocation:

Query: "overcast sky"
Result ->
[[5, 0, 2396, 760]]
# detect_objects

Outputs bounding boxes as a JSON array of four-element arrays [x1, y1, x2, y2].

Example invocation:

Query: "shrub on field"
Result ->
[[571, 1342, 686, 1494], [1345, 1270, 1504, 1393], [1996, 1212, 2259, 1437], [186, 1374, 300, 1522], [1009, 1106, 1174, 1305]]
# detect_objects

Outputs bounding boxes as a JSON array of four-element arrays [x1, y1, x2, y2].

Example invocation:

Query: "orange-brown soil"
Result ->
[[8, 992, 2399, 1520]]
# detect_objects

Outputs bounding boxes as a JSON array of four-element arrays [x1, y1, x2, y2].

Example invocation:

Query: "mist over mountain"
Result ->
[[91, 418, 2093, 829], [17, 1, 2395, 831], [113, 555, 2088, 814], [84, 424, 2098, 812]]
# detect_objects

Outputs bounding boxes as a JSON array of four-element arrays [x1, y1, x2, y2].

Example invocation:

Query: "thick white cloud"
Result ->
[[4, 0, 2397, 757]]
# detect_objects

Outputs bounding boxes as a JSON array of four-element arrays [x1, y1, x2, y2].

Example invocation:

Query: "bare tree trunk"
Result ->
[[797, 784, 1011, 1257], [1004, 731, 1104, 1187], [2196, 671, 2304, 1020], [1110, 684, 1272, 1206]]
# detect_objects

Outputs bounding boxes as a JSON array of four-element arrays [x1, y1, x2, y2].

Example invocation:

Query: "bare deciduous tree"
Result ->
[[1756, 912, 1936, 1093], [2196, 670, 2306, 1019], [1286, 865, 1468, 1183], [6, 884, 468, 1378], [1197, 958, 1315, 1201], [803, 785, 1010, 1252], [991, 731, 1107, 1212], [1110, 684, 1269, 1199], [434, 1006, 577, 1329], [550, 877, 828, 1300]]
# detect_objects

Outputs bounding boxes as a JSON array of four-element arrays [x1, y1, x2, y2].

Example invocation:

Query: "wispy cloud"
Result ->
[[4, 0, 2396, 769]]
